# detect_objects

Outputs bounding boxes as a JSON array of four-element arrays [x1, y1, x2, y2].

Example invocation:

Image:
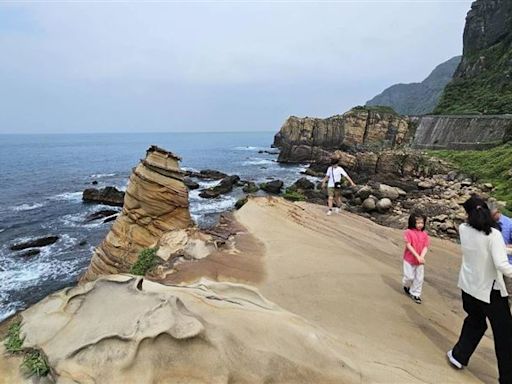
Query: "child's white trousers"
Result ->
[[403, 261, 424, 297]]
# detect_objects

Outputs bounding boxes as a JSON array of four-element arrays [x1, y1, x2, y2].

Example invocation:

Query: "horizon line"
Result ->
[[0, 130, 277, 135]]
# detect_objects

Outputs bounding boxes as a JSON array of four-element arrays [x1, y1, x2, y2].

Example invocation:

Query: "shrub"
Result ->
[[22, 350, 49, 377], [4, 321, 24, 353], [130, 247, 158, 276]]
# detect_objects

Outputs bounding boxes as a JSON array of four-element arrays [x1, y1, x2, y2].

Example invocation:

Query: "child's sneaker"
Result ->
[[410, 295, 422, 304], [326, 210, 332, 216], [403, 286, 410, 295], [446, 350, 463, 369], [334, 208, 340, 214]]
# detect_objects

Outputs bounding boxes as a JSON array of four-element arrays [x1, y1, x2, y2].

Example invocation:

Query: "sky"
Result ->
[[0, 0, 473, 134]]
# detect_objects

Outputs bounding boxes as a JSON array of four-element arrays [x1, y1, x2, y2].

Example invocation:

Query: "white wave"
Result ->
[[0, 299, 23, 322], [90, 173, 116, 178], [48, 191, 83, 202], [234, 146, 263, 151], [10, 202, 45, 212], [190, 195, 237, 216], [242, 159, 275, 166]]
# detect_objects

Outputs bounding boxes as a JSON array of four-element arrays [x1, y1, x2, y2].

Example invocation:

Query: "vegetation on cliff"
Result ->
[[428, 143, 512, 213], [130, 247, 158, 276], [435, 0, 512, 114]]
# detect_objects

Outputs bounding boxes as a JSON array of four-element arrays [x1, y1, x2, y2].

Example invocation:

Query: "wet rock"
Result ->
[[10, 236, 59, 251], [79, 240, 88, 246], [235, 196, 248, 210], [18, 249, 41, 258], [83, 187, 125, 207], [92, 180, 98, 185], [291, 177, 315, 191], [199, 175, 241, 199], [187, 169, 228, 180], [183, 177, 200, 190]]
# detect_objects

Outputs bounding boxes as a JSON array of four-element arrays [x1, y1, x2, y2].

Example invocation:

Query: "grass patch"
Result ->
[[4, 321, 24, 353], [282, 189, 306, 202], [130, 247, 158, 276], [428, 143, 512, 214], [22, 350, 50, 377]]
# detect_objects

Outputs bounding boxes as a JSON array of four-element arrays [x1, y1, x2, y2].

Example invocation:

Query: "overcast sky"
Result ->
[[0, 1, 473, 134]]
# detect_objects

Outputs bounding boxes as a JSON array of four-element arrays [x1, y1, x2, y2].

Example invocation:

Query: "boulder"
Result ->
[[83, 186, 125, 207], [18, 249, 41, 258], [183, 177, 200, 190], [378, 184, 401, 200], [292, 177, 315, 191], [356, 185, 373, 200], [362, 198, 377, 212], [10, 235, 59, 251], [186, 169, 228, 180], [199, 175, 240, 199], [376, 198, 393, 213], [261, 180, 284, 194], [417, 181, 434, 190]]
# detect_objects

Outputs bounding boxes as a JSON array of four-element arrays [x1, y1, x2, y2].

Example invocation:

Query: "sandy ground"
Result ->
[[234, 196, 500, 384]]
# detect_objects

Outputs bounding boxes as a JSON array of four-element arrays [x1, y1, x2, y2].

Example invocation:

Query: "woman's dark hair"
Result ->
[[408, 211, 427, 230], [462, 195, 498, 235], [330, 158, 339, 166]]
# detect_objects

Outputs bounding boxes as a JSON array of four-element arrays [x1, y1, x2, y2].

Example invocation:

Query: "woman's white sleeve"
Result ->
[[491, 231, 512, 277]]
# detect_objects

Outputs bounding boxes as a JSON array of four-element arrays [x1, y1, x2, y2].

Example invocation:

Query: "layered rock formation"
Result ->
[[17, 275, 358, 384], [273, 106, 410, 163], [412, 114, 512, 149], [81, 146, 192, 282], [366, 56, 461, 115], [435, 0, 512, 114]]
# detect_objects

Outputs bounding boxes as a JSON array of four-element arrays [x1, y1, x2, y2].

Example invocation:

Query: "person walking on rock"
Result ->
[[447, 196, 512, 384], [320, 158, 355, 216], [402, 211, 430, 304], [490, 202, 512, 307]]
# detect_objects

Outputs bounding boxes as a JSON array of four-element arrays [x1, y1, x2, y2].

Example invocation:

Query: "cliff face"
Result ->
[[435, 0, 512, 114], [412, 114, 512, 149], [366, 56, 461, 115], [274, 107, 410, 163], [81, 146, 192, 282]]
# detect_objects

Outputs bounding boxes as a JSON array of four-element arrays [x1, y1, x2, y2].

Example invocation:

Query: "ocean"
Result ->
[[0, 132, 306, 321]]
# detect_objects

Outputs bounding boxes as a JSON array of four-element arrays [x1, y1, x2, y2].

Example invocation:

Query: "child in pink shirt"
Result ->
[[403, 212, 430, 304]]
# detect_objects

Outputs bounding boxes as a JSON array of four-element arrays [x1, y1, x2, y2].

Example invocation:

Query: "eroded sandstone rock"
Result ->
[[81, 146, 192, 282]]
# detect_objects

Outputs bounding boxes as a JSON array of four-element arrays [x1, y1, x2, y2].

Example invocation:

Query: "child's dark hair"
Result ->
[[330, 158, 339, 165], [462, 195, 498, 235], [408, 211, 427, 230]]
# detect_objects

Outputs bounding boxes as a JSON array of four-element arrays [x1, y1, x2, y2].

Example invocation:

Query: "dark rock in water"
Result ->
[[260, 180, 283, 194], [79, 240, 88, 246], [199, 175, 241, 199], [18, 249, 41, 258], [83, 187, 125, 207], [10, 235, 59, 251], [258, 150, 279, 155], [183, 177, 200, 190], [242, 182, 259, 193], [235, 196, 248, 210], [291, 177, 315, 191], [92, 180, 98, 185], [185, 169, 228, 180], [85, 209, 119, 222]]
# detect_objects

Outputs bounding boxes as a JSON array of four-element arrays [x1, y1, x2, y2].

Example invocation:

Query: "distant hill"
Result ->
[[366, 56, 461, 116], [435, 0, 512, 114]]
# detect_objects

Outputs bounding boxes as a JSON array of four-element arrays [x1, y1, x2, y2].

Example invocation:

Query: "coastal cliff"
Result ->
[[273, 106, 410, 163], [435, 0, 512, 114], [81, 146, 192, 282]]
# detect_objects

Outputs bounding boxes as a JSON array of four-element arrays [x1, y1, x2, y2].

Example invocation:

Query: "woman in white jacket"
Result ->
[[447, 196, 512, 384]]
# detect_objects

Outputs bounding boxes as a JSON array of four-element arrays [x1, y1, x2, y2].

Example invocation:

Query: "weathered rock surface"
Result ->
[[17, 275, 358, 384], [274, 107, 410, 163], [82, 186, 125, 207], [183, 177, 199, 190], [10, 236, 59, 251], [81, 146, 192, 282]]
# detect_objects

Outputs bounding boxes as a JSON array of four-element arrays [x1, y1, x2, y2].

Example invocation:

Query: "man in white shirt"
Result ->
[[321, 158, 356, 215]]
